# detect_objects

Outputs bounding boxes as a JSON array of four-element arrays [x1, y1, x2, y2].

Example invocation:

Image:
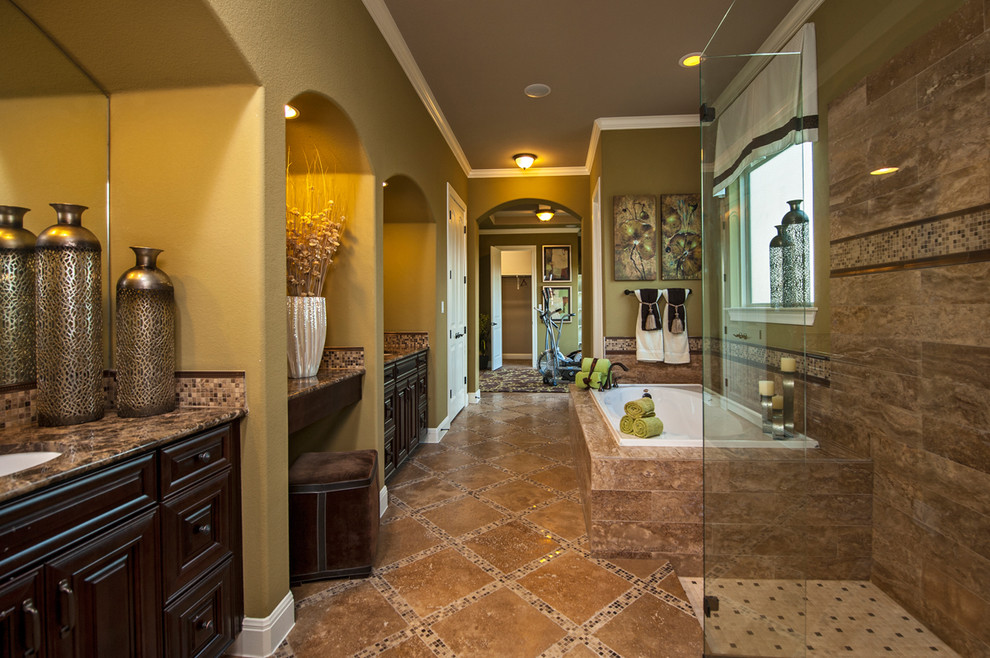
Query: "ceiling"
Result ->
[[368, 0, 803, 175]]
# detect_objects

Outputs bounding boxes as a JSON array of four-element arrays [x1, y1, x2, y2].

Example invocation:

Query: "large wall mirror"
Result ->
[[0, 0, 110, 387]]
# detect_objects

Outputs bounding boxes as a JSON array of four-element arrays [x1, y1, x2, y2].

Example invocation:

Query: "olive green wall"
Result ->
[[600, 127, 701, 339], [466, 175, 590, 391]]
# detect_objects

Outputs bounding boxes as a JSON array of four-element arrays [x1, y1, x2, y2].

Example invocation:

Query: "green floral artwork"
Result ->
[[660, 194, 702, 280], [613, 195, 656, 281]]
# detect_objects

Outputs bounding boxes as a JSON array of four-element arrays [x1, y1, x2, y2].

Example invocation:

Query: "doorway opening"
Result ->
[[489, 245, 538, 370]]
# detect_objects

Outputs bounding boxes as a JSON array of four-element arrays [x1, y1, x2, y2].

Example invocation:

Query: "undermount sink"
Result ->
[[0, 451, 62, 477]]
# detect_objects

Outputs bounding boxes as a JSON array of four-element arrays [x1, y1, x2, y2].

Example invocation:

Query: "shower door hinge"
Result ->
[[703, 595, 720, 618]]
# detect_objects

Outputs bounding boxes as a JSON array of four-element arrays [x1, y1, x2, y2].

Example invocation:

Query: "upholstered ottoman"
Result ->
[[288, 450, 380, 584]]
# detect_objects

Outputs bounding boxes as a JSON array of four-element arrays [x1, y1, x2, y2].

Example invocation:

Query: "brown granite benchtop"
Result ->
[[0, 406, 246, 504], [383, 347, 427, 365], [287, 367, 365, 401]]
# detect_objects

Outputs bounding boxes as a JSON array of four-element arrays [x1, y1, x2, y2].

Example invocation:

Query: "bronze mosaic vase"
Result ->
[[0, 205, 36, 386], [781, 199, 810, 307], [36, 203, 104, 426], [115, 247, 176, 417]]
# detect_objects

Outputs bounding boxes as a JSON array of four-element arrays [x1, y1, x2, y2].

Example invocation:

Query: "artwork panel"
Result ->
[[660, 193, 702, 280], [613, 194, 657, 281]]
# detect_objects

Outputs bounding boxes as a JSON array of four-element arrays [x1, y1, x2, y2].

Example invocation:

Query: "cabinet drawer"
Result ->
[[161, 425, 231, 498], [164, 557, 236, 658], [162, 470, 232, 600], [0, 454, 156, 575]]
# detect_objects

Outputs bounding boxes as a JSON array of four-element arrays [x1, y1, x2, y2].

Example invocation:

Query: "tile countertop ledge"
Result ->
[[384, 347, 428, 365], [0, 406, 246, 504], [287, 367, 365, 434], [287, 366, 366, 401]]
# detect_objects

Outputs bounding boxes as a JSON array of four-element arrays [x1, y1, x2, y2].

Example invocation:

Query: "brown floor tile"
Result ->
[[464, 520, 560, 573], [453, 416, 516, 437], [422, 496, 506, 536], [378, 635, 436, 657], [383, 548, 495, 616], [381, 501, 408, 523], [443, 463, 513, 489], [413, 449, 479, 472], [390, 476, 463, 509], [290, 579, 334, 604], [526, 500, 588, 540], [289, 582, 407, 656], [656, 572, 690, 600], [518, 551, 632, 624], [376, 517, 442, 567], [499, 429, 550, 447], [608, 557, 670, 580], [459, 440, 519, 460], [481, 479, 557, 511], [563, 643, 600, 657], [439, 429, 486, 447], [388, 461, 430, 486], [596, 593, 702, 658], [528, 442, 575, 462], [430, 587, 567, 657], [482, 409, 528, 423], [505, 415, 557, 433], [528, 464, 578, 491], [512, 401, 570, 417], [489, 452, 554, 474]]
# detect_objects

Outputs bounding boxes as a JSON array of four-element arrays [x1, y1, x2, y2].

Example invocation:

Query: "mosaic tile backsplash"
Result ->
[[321, 347, 365, 369], [385, 332, 430, 352]]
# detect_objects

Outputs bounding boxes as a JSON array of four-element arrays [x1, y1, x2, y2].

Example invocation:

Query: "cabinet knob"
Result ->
[[197, 451, 212, 463], [194, 523, 212, 535]]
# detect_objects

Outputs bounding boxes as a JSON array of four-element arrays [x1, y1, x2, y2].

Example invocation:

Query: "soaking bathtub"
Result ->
[[588, 384, 818, 449]]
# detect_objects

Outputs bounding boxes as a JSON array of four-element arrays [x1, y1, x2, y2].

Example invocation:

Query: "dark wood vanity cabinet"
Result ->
[[384, 351, 428, 481], [0, 421, 242, 658]]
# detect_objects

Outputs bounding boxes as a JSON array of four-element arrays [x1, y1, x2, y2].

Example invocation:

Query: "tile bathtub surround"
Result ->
[[321, 346, 365, 369], [384, 331, 429, 352], [278, 392, 701, 657], [828, 2, 990, 654]]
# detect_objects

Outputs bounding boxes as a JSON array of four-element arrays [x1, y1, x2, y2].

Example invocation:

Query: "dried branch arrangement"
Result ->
[[286, 149, 346, 297]]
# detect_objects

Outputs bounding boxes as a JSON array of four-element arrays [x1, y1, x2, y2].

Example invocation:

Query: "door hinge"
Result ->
[[449, 390, 452, 399], [463, 225, 466, 234], [463, 376, 467, 384], [463, 275, 466, 284]]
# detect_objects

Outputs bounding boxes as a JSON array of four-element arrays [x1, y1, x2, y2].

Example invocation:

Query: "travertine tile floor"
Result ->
[[276, 392, 702, 657]]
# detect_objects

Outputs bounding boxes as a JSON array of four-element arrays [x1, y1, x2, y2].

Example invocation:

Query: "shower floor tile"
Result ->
[[681, 578, 959, 656]]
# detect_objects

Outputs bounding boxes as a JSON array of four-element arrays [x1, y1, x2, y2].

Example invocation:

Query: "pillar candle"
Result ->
[[780, 357, 797, 372], [759, 380, 774, 396]]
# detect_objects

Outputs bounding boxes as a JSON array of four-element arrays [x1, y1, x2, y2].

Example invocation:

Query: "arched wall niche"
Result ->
[[383, 174, 437, 337], [474, 197, 583, 226]]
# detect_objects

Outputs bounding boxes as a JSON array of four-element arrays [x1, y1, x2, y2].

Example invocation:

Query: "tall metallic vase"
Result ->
[[781, 200, 810, 307], [0, 206, 36, 386], [36, 203, 104, 426], [116, 247, 176, 417]]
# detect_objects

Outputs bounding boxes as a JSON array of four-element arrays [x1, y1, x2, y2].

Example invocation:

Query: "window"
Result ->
[[743, 142, 814, 306]]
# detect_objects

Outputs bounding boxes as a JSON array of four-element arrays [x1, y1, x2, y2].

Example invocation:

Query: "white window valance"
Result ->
[[713, 23, 819, 195]]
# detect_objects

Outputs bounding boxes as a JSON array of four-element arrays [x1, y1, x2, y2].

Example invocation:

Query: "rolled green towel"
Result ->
[[575, 373, 590, 390], [619, 415, 636, 434], [580, 357, 611, 374], [632, 416, 664, 438], [587, 371, 604, 390], [624, 397, 656, 418]]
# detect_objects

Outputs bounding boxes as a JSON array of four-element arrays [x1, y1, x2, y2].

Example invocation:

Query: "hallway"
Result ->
[[279, 392, 701, 657]]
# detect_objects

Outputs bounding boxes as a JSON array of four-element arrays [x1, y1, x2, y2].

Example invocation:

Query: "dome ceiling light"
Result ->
[[513, 153, 537, 170], [536, 205, 555, 222]]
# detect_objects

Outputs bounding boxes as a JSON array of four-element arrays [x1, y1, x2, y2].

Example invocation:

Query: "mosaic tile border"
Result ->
[[713, 338, 831, 384], [831, 204, 990, 276], [322, 346, 365, 369], [604, 336, 702, 354], [0, 371, 246, 430], [385, 332, 430, 352]]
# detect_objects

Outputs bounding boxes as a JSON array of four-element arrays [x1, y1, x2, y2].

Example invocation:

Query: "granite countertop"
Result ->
[[287, 367, 365, 401], [384, 347, 428, 365], [0, 406, 246, 504]]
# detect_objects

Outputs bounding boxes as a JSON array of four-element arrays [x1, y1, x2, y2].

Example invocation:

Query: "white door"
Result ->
[[489, 247, 503, 370], [447, 185, 468, 417]]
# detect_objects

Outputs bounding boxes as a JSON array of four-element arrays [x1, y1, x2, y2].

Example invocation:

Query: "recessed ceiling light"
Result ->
[[284, 104, 299, 119], [524, 83, 551, 98], [679, 52, 703, 68], [870, 166, 899, 176]]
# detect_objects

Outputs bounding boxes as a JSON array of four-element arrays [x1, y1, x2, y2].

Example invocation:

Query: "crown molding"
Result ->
[[469, 166, 589, 179], [361, 0, 471, 176], [585, 114, 699, 174]]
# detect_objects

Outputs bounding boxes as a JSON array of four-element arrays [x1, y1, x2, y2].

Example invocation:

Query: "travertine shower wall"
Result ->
[[827, 2, 990, 654]]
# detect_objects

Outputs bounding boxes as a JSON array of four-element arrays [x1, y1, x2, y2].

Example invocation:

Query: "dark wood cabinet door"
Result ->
[[46, 510, 161, 658], [395, 384, 411, 465], [0, 569, 45, 658]]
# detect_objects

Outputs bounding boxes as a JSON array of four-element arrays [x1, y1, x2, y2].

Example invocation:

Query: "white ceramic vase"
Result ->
[[286, 296, 326, 378]]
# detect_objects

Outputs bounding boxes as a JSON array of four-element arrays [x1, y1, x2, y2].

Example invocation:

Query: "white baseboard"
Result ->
[[379, 484, 388, 517], [424, 422, 449, 443], [470, 389, 481, 403], [227, 590, 295, 657]]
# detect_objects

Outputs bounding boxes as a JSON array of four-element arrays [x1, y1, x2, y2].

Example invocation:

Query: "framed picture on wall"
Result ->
[[660, 193, 702, 280], [542, 245, 571, 282], [613, 194, 657, 281], [545, 286, 572, 322]]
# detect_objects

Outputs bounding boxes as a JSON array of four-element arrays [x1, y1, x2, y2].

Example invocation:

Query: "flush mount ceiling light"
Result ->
[[513, 153, 537, 170], [678, 52, 703, 68], [870, 166, 900, 175], [536, 205, 555, 222], [524, 83, 552, 98], [284, 104, 299, 119]]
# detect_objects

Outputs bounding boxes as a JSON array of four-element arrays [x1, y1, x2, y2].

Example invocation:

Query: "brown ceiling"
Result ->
[[382, 0, 799, 171]]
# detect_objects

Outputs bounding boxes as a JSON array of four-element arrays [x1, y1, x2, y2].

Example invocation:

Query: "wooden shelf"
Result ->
[[287, 369, 364, 434]]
